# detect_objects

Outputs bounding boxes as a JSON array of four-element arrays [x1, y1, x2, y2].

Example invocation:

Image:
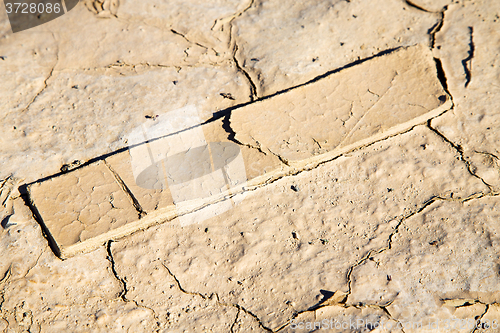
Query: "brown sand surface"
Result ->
[[1, 0, 500, 332]]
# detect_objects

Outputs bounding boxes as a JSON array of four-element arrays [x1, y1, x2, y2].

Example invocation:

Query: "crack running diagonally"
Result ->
[[105, 241, 161, 331], [170, 29, 210, 50], [106, 240, 129, 302], [427, 120, 493, 191], [222, 113, 266, 154], [21, 249, 45, 279], [337, 72, 399, 149], [211, 0, 254, 34], [428, 6, 447, 49], [224, 0, 258, 101], [20, 32, 59, 113], [403, 0, 432, 13], [222, 110, 295, 167], [104, 160, 146, 218], [160, 262, 273, 332], [0, 266, 12, 312], [230, 306, 241, 333], [233, 43, 257, 102], [471, 304, 490, 333], [277, 184, 496, 332]]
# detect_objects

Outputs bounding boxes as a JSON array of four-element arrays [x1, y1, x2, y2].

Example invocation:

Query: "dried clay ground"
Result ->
[[1, 0, 500, 332]]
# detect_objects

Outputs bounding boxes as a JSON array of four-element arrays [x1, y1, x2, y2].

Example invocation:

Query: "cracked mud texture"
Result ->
[[231, 45, 451, 162], [105, 118, 284, 203], [28, 115, 283, 258], [233, 0, 441, 97], [1, 0, 500, 331], [28, 42, 455, 258], [350, 197, 500, 331], [286, 305, 404, 333], [0, 2, 251, 183], [25, 42, 454, 257], [110, 126, 487, 330], [29, 161, 140, 256], [431, 0, 500, 191], [104, 152, 175, 213], [0, 61, 250, 184]]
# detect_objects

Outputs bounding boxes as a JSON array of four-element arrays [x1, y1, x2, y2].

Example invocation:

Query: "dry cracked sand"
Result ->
[[1, 0, 500, 332]]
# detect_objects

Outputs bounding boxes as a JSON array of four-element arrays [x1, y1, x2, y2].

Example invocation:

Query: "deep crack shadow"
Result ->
[[404, 0, 432, 12], [105, 241, 162, 331], [106, 240, 129, 302], [18, 185, 61, 259], [434, 58, 450, 95], [305, 290, 342, 311], [104, 160, 146, 218], [233, 43, 257, 102], [427, 120, 492, 190], [428, 6, 447, 49], [462, 26, 474, 88]]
